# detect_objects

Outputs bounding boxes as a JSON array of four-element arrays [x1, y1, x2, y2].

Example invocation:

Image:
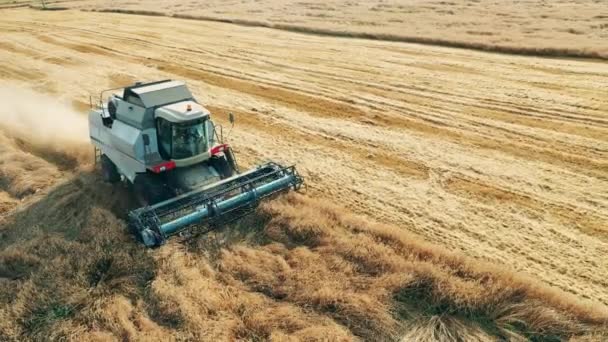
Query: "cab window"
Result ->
[[156, 118, 208, 160]]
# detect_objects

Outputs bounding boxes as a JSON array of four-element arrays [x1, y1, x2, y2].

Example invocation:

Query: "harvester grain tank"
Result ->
[[89, 80, 302, 247]]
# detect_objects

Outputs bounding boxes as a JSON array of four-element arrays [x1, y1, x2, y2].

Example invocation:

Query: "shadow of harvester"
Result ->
[[0, 171, 157, 339]]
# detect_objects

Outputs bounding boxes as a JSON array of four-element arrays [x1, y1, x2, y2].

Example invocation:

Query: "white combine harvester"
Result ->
[[89, 80, 302, 247]]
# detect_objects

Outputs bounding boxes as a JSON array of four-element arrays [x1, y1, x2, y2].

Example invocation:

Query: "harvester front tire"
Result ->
[[101, 155, 121, 183], [133, 174, 172, 206], [210, 155, 235, 179]]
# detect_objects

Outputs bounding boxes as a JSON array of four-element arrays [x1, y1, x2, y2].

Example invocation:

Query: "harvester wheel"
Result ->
[[210, 155, 235, 179], [101, 155, 120, 183], [133, 174, 172, 206]]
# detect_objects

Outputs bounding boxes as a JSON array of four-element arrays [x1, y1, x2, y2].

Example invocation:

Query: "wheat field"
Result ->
[[3, 0, 608, 58], [0, 6, 607, 341]]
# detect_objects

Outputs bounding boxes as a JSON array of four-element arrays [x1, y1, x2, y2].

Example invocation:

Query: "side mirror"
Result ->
[[229, 112, 235, 125], [142, 134, 150, 146]]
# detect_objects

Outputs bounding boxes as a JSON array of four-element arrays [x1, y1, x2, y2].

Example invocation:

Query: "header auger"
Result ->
[[89, 80, 303, 247]]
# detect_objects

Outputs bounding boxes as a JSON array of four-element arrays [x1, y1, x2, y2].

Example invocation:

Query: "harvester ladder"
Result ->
[[94, 146, 101, 166]]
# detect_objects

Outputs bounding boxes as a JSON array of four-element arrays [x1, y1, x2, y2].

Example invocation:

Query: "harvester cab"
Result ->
[[89, 80, 302, 247]]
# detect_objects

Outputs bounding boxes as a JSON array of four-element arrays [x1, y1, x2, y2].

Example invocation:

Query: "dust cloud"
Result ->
[[0, 86, 90, 166]]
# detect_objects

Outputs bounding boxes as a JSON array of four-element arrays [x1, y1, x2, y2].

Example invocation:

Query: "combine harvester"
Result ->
[[89, 80, 303, 247]]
